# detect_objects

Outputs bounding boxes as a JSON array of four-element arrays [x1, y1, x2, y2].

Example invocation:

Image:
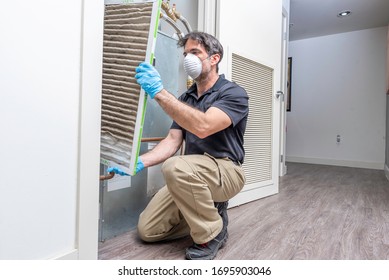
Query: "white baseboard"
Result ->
[[286, 156, 384, 170], [229, 184, 278, 208], [385, 164, 389, 181], [53, 249, 78, 260]]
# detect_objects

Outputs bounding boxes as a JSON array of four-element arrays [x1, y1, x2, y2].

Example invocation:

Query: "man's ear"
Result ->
[[210, 53, 221, 66]]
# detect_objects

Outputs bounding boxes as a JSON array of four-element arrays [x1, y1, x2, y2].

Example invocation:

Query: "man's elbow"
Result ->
[[194, 125, 212, 139], [196, 131, 208, 139]]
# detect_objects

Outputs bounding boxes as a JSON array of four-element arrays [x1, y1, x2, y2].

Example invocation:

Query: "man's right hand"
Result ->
[[107, 158, 144, 176], [107, 166, 129, 176]]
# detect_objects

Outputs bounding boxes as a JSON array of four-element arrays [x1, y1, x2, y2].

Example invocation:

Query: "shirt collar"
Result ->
[[186, 74, 226, 98]]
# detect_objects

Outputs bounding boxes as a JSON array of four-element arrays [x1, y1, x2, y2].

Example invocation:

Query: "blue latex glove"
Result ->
[[136, 157, 145, 174], [135, 62, 163, 98], [107, 166, 129, 176], [107, 158, 145, 176]]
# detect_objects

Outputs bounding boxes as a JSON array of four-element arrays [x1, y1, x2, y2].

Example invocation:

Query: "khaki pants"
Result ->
[[138, 153, 245, 244]]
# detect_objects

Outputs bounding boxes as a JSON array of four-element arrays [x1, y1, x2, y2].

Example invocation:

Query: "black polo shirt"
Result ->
[[171, 74, 249, 164]]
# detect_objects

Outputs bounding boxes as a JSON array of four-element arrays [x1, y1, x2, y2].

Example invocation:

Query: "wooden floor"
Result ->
[[98, 162, 389, 260]]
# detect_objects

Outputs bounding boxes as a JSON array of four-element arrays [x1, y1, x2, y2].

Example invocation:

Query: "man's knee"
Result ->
[[137, 212, 150, 242], [161, 156, 176, 177], [162, 156, 193, 181]]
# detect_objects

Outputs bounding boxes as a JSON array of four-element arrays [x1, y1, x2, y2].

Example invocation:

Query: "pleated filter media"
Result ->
[[100, 1, 160, 174]]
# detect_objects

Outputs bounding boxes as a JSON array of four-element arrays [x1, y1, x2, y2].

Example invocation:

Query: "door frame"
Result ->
[[279, 7, 289, 177], [76, 0, 104, 260]]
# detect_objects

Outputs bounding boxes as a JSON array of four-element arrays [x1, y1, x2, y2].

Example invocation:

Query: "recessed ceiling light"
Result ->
[[337, 10, 351, 17]]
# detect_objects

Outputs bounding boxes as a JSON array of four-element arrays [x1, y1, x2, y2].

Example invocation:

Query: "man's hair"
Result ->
[[178, 31, 223, 72]]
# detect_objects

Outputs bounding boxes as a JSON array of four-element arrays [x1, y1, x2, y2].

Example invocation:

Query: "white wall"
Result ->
[[283, 0, 290, 12], [287, 27, 387, 169], [0, 1, 101, 259], [217, 0, 282, 77]]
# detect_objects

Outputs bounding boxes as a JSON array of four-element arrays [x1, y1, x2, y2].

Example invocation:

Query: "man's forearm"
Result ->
[[154, 89, 208, 137], [140, 136, 182, 168]]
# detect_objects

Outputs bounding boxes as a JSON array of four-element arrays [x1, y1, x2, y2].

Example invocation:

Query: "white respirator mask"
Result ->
[[183, 53, 207, 79]]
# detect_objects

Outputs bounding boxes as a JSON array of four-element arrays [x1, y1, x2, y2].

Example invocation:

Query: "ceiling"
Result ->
[[289, 0, 389, 41]]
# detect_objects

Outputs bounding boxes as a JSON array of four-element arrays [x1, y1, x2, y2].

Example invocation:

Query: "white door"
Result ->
[[214, 0, 284, 207]]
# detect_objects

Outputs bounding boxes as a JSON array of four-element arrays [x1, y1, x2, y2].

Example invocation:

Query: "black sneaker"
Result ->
[[185, 201, 229, 260], [185, 226, 228, 260]]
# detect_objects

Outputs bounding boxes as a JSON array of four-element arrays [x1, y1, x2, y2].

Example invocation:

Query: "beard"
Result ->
[[194, 63, 213, 84]]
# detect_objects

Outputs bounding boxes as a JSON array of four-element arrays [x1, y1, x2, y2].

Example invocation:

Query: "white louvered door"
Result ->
[[216, 0, 283, 207], [229, 52, 280, 207]]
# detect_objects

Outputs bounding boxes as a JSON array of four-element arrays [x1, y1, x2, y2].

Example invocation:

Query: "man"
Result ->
[[134, 32, 248, 260]]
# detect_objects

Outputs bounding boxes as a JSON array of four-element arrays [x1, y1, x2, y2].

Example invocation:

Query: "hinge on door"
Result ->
[[280, 155, 284, 162]]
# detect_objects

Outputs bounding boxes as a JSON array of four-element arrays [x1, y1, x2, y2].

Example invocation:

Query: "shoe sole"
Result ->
[[185, 232, 229, 260]]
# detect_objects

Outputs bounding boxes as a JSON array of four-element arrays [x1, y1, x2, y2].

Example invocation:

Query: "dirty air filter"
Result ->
[[100, 0, 161, 175]]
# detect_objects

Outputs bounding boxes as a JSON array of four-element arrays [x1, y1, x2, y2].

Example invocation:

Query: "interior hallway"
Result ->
[[98, 162, 389, 260]]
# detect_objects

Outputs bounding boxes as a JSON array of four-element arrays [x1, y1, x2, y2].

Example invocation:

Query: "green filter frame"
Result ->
[[130, 0, 162, 175]]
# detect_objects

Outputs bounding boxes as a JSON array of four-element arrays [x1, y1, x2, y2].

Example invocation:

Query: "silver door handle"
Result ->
[[276, 90, 284, 100]]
